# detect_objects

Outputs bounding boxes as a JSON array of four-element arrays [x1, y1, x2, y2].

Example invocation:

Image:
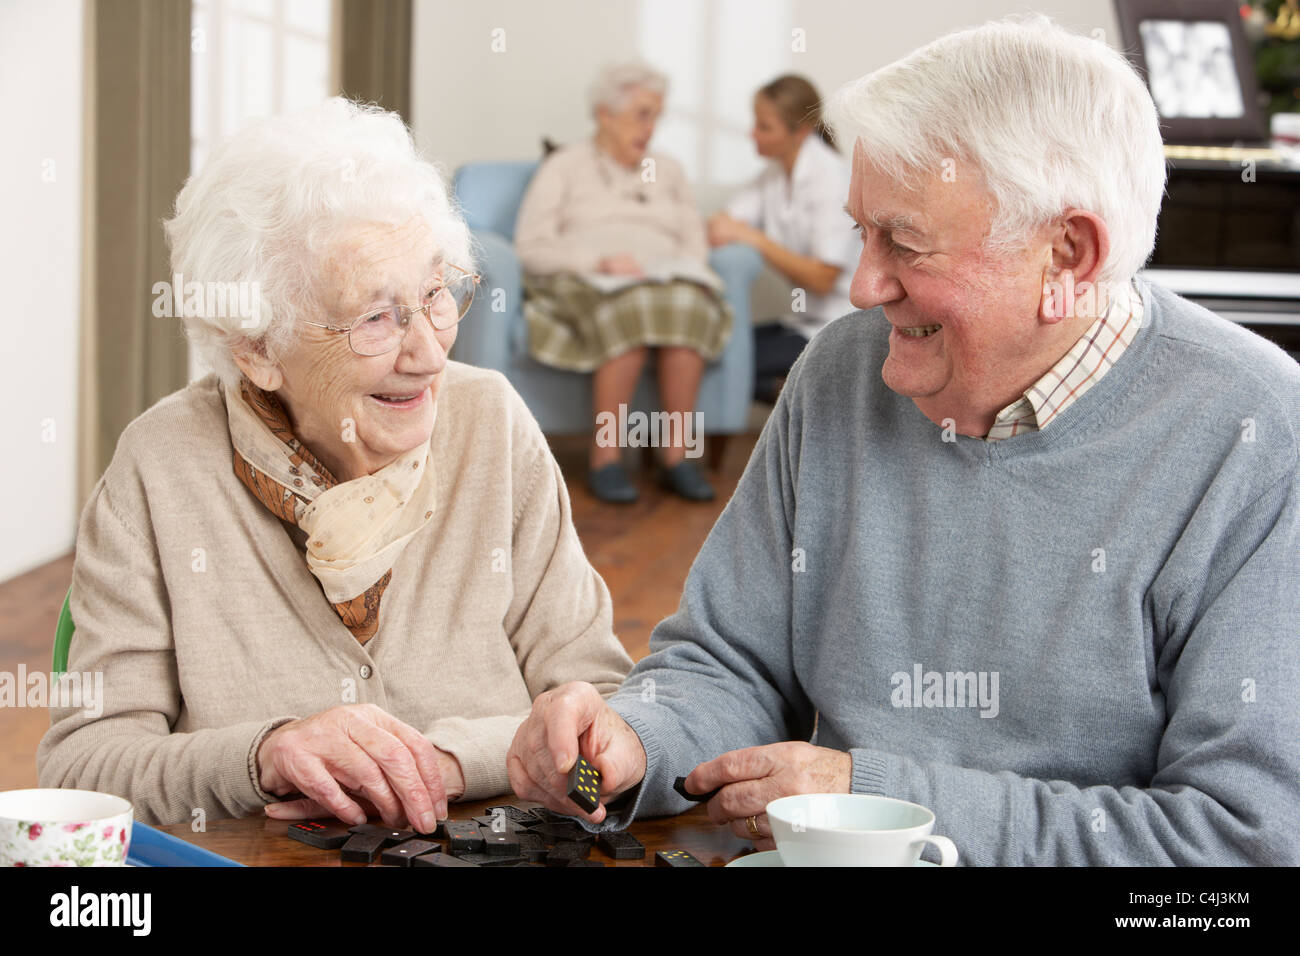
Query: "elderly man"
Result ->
[[507, 16, 1300, 865]]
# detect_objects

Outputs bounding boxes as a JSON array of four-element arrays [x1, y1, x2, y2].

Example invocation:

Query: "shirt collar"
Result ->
[[986, 279, 1143, 440]]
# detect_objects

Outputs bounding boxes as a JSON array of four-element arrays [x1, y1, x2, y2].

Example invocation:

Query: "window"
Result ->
[[191, 0, 333, 174], [188, 0, 333, 380], [637, 0, 793, 193]]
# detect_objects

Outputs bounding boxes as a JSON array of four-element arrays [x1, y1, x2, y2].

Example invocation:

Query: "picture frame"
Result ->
[[1115, 0, 1267, 143]]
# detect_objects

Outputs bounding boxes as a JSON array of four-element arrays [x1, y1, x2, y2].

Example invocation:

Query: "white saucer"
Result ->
[[726, 850, 938, 867]]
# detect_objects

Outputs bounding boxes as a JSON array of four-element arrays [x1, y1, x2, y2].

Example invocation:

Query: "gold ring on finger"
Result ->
[[746, 815, 761, 839]]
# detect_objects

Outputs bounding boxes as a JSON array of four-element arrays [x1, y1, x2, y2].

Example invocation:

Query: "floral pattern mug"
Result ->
[[0, 789, 132, 867]]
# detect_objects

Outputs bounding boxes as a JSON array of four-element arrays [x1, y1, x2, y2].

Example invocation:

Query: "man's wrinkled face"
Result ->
[[844, 145, 1058, 431]]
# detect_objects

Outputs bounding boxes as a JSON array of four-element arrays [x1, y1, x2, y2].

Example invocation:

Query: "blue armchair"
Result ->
[[450, 160, 760, 442]]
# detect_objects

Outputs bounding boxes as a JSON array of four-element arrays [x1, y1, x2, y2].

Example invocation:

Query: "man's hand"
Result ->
[[256, 703, 458, 833], [596, 254, 644, 276], [507, 682, 647, 825], [685, 742, 851, 850]]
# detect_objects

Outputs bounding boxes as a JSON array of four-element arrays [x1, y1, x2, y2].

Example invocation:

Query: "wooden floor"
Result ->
[[0, 551, 76, 794], [0, 431, 759, 791]]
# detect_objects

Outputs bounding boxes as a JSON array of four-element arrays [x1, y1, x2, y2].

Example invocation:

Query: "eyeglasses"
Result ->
[[303, 263, 481, 357]]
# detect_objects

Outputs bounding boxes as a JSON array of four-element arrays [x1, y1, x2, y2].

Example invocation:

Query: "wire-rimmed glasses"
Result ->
[[303, 263, 481, 356]]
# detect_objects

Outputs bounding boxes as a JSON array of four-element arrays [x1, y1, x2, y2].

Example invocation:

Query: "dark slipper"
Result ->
[[587, 463, 638, 504], [659, 460, 715, 502]]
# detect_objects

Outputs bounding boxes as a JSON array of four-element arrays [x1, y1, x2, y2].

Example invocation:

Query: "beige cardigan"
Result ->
[[37, 363, 633, 824], [514, 139, 708, 275]]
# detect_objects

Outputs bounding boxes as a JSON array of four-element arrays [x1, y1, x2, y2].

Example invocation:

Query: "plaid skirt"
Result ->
[[523, 274, 733, 372]]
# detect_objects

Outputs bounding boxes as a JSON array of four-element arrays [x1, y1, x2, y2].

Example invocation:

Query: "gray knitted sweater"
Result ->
[[601, 280, 1300, 865]]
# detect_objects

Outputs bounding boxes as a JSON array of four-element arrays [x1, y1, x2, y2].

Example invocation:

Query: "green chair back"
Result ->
[[53, 585, 74, 675]]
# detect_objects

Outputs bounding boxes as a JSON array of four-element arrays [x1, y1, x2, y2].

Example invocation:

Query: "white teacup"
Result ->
[[767, 793, 958, 867], [0, 789, 133, 867]]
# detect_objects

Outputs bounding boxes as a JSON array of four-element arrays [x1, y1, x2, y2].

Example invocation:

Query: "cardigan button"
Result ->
[[359, 665, 372, 680]]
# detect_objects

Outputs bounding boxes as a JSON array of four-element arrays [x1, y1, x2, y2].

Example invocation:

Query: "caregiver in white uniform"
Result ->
[[707, 75, 859, 403]]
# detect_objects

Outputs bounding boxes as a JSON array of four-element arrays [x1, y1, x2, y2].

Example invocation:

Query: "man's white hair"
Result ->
[[163, 97, 472, 387], [588, 61, 669, 117], [826, 14, 1167, 283]]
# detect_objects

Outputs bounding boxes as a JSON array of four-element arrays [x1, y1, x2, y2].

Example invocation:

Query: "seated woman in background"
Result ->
[[515, 62, 730, 504], [707, 75, 859, 404], [37, 98, 633, 829]]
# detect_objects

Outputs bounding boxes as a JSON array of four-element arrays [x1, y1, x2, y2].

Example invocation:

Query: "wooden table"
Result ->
[[154, 797, 755, 867]]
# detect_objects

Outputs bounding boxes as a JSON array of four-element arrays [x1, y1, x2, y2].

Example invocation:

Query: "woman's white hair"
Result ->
[[163, 97, 472, 388], [826, 14, 1167, 284], [588, 61, 669, 116]]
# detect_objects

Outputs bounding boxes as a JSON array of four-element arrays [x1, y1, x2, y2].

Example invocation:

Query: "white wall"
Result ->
[[0, 0, 1122, 583], [412, 0, 1119, 206], [0, 0, 83, 582], [412, 0, 642, 173]]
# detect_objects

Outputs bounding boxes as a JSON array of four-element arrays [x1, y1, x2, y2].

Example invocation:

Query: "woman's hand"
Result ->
[[596, 254, 644, 276], [707, 212, 757, 248], [263, 748, 465, 826], [256, 703, 459, 832], [507, 681, 647, 825], [686, 742, 851, 850]]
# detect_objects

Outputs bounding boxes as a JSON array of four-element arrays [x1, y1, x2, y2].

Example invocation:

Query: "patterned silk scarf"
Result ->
[[223, 377, 438, 644]]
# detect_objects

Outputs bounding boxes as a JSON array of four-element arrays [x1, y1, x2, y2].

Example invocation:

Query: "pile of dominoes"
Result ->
[[286, 758, 706, 867]]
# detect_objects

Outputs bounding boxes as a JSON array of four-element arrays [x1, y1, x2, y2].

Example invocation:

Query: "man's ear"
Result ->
[[230, 338, 283, 392], [1039, 209, 1110, 324], [1050, 209, 1109, 286]]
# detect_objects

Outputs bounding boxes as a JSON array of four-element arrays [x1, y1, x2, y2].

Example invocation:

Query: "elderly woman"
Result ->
[[514, 62, 729, 504], [36, 98, 633, 830]]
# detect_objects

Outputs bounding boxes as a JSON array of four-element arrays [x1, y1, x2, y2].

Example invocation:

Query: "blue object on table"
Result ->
[[126, 821, 245, 867], [451, 159, 761, 436]]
